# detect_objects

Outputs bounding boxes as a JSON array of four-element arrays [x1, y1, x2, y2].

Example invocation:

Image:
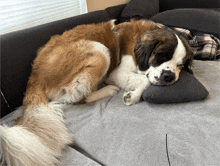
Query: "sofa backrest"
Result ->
[[159, 0, 219, 12]]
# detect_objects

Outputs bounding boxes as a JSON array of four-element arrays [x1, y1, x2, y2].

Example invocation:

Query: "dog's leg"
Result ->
[[106, 55, 150, 106], [122, 74, 150, 106], [57, 74, 120, 104], [55, 41, 120, 104], [57, 74, 92, 104], [86, 85, 120, 103]]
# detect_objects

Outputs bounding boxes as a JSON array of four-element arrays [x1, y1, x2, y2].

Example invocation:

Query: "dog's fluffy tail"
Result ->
[[0, 102, 73, 166]]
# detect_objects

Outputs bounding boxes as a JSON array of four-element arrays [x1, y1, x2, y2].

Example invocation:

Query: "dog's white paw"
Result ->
[[123, 91, 140, 106]]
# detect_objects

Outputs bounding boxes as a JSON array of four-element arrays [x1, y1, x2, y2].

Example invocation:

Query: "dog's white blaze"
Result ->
[[172, 34, 186, 64], [160, 34, 186, 69], [164, 34, 186, 81]]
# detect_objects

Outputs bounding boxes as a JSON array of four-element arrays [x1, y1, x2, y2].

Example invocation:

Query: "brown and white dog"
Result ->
[[0, 20, 193, 166]]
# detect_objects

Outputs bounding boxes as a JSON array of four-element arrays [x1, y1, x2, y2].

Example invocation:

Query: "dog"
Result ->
[[0, 19, 193, 166]]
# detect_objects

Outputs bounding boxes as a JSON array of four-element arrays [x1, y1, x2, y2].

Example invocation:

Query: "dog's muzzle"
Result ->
[[160, 70, 175, 83], [150, 69, 176, 85]]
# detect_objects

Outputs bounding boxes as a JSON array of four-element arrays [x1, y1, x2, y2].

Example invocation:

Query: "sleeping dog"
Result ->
[[0, 20, 193, 166]]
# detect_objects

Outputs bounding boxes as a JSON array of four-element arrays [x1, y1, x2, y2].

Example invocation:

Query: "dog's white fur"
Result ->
[[0, 102, 72, 166], [106, 55, 151, 105]]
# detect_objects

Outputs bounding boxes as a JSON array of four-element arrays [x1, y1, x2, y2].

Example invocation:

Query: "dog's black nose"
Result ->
[[161, 70, 175, 83]]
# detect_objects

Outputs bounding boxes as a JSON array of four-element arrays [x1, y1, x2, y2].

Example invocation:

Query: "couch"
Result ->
[[1, 0, 220, 165]]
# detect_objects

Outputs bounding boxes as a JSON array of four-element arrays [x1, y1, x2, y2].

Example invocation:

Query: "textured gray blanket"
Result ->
[[1, 60, 220, 166]]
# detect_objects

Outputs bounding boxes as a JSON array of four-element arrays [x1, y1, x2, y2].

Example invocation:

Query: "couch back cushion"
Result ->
[[120, 0, 159, 22], [150, 9, 219, 38], [159, 0, 219, 12]]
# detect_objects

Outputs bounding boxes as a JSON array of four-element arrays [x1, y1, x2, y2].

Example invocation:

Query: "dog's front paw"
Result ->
[[123, 91, 140, 106], [106, 85, 120, 96]]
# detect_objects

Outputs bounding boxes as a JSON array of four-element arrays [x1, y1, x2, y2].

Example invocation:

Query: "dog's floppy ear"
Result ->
[[134, 36, 159, 71], [179, 35, 194, 74]]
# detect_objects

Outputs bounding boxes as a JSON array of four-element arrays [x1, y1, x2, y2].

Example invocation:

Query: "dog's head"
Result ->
[[134, 28, 194, 85]]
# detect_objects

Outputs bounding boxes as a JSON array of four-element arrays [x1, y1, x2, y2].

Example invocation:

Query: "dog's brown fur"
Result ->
[[23, 21, 118, 106], [113, 20, 160, 62], [0, 20, 173, 166]]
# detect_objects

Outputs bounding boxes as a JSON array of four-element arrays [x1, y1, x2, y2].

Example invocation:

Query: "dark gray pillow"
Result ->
[[141, 71, 209, 104], [120, 0, 159, 22], [150, 9, 220, 38]]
